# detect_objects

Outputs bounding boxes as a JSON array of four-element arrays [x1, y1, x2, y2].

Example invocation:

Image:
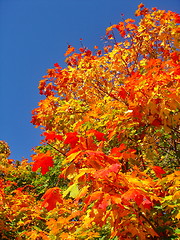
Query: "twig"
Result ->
[[139, 212, 161, 238], [47, 143, 66, 156]]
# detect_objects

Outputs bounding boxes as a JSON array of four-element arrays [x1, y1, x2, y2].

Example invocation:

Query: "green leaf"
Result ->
[[175, 228, 180, 234]]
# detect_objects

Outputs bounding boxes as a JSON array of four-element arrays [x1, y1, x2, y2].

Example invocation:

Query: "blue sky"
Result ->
[[0, 0, 179, 161]]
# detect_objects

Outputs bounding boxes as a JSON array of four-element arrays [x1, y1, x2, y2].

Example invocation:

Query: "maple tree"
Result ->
[[0, 4, 180, 239]]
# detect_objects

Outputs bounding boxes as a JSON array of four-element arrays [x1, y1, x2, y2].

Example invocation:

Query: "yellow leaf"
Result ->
[[62, 151, 81, 165], [173, 191, 180, 200], [175, 212, 180, 219], [63, 183, 79, 198]]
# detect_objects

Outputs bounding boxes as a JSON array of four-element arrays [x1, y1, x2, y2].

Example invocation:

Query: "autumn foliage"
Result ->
[[1, 4, 180, 239]]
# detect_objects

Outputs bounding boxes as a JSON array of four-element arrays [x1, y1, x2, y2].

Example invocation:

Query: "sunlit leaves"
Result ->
[[32, 151, 54, 175], [28, 5, 180, 237], [42, 187, 63, 211], [64, 132, 79, 148], [64, 45, 75, 56], [121, 188, 152, 209], [3, 4, 180, 239], [152, 166, 166, 178], [43, 131, 63, 142]]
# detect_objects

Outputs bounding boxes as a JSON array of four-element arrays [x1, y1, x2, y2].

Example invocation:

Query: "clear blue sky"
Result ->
[[0, 0, 179, 161]]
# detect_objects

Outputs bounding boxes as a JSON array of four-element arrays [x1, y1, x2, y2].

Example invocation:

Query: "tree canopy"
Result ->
[[0, 4, 180, 239]]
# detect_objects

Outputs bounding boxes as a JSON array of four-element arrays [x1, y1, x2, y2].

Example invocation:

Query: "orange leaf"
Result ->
[[122, 189, 152, 209], [125, 18, 135, 23], [138, 3, 144, 8], [93, 164, 121, 179], [64, 45, 75, 56]]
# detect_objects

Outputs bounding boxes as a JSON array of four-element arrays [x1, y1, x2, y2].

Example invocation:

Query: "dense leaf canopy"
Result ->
[[0, 4, 180, 240]]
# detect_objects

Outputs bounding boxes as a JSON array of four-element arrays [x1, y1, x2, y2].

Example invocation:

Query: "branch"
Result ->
[[47, 143, 66, 156], [139, 212, 161, 238]]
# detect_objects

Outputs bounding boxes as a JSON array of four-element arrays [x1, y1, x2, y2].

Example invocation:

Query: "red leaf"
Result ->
[[122, 189, 141, 204], [16, 185, 34, 192], [151, 118, 162, 127], [125, 18, 135, 23], [115, 22, 126, 37], [96, 50, 102, 56], [89, 191, 103, 202], [142, 198, 152, 209], [171, 52, 179, 62], [42, 187, 63, 211], [134, 193, 144, 206], [118, 88, 127, 100], [98, 197, 110, 210], [108, 163, 121, 173], [131, 107, 142, 120], [84, 49, 92, 56], [110, 144, 126, 156], [174, 13, 180, 23], [87, 129, 106, 141], [93, 164, 121, 178], [32, 151, 53, 175], [54, 63, 60, 68], [44, 131, 63, 141], [64, 132, 79, 148], [94, 130, 106, 141], [122, 189, 152, 209], [152, 166, 166, 178], [79, 47, 85, 53]]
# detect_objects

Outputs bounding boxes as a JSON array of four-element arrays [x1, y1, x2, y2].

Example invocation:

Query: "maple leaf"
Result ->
[[94, 130, 106, 141], [84, 191, 103, 208], [122, 189, 152, 209], [152, 166, 166, 178], [42, 187, 63, 211], [32, 151, 54, 175], [115, 22, 126, 37], [110, 144, 126, 157], [98, 197, 111, 210], [16, 185, 34, 192], [125, 18, 135, 23], [142, 198, 152, 209], [87, 129, 106, 141], [54, 63, 60, 68], [64, 132, 79, 148], [173, 12, 180, 23], [64, 45, 75, 56], [106, 25, 116, 35], [29, 5, 180, 239], [138, 3, 144, 8], [84, 49, 92, 56], [79, 47, 85, 53], [93, 164, 121, 179], [151, 118, 162, 127], [43, 131, 63, 142]]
